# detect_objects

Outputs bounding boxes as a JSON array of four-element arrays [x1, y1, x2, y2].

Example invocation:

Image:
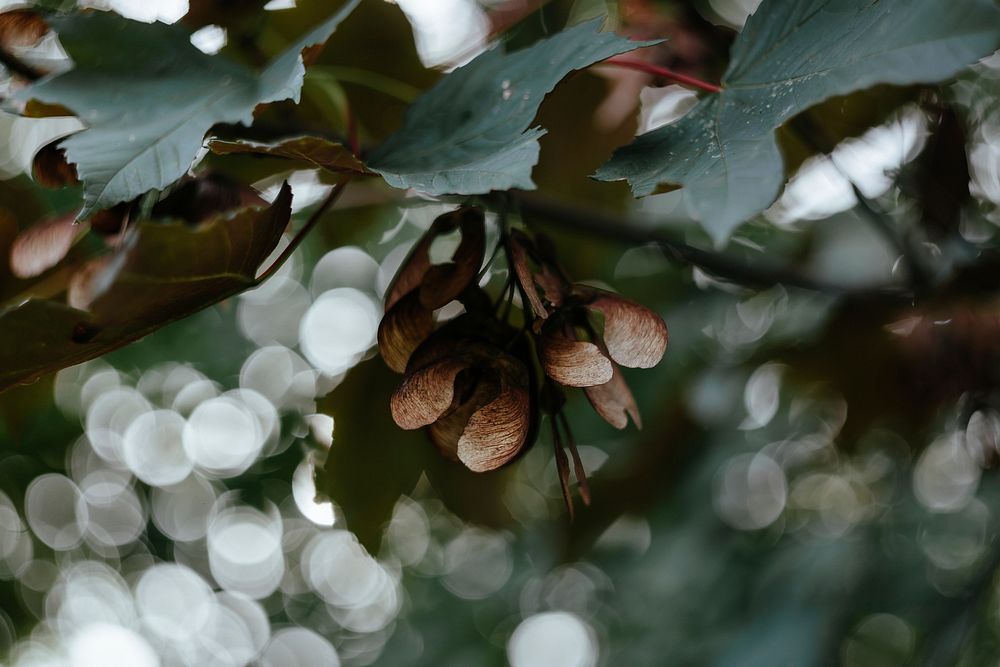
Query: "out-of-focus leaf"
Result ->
[[318, 359, 431, 552], [596, 0, 1000, 245], [209, 137, 370, 175], [318, 355, 519, 549], [18, 1, 358, 219], [367, 18, 657, 195], [150, 173, 266, 224], [422, 453, 515, 528], [0, 183, 292, 392]]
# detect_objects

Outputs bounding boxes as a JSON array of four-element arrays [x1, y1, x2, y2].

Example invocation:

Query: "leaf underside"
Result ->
[[209, 136, 370, 175], [595, 0, 1000, 244]]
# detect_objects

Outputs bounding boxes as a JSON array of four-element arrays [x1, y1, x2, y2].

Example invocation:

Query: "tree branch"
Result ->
[[514, 192, 912, 299]]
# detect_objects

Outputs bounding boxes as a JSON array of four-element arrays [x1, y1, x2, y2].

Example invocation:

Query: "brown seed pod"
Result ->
[[9, 212, 84, 279]]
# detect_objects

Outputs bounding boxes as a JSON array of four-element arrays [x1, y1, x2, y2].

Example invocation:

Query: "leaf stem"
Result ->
[[254, 179, 349, 286], [604, 57, 722, 94]]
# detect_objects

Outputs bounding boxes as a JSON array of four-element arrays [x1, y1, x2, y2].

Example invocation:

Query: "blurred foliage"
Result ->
[[1, 0, 1000, 666]]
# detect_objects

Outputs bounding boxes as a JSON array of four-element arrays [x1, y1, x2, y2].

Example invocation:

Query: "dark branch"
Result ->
[[514, 192, 913, 299]]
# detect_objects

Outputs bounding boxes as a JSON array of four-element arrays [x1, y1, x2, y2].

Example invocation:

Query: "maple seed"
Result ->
[[585, 290, 669, 369], [377, 290, 435, 373], [10, 213, 85, 279], [67, 255, 115, 311], [378, 207, 667, 514], [390, 335, 534, 472], [378, 207, 487, 373], [584, 357, 642, 430], [538, 328, 614, 387], [383, 207, 486, 310], [510, 229, 667, 430]]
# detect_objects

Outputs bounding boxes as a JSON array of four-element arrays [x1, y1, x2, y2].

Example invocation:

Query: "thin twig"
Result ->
[[604, 57, 722, 94], [254, 180, 349, 286]]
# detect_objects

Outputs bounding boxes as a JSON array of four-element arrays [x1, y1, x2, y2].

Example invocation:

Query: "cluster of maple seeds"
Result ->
[[378, 206, 668, 513]]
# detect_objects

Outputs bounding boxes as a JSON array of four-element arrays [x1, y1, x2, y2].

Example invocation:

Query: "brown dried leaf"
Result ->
[[209, 137, 371, 176], [152, 173, 266, 225], [587, 291, 668, 369], [378, 290, 436, 373], [539, 328, 614, 387], [0, 184, 293, 392], [457, 386, 532, 472], [390, 357, 470, 430], [584, 361, 642, 429], [10, 213, 85, 278]]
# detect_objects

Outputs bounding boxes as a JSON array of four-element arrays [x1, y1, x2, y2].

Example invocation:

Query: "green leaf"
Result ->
[[367, 18, 656, 195], [208, 136, 370, 175], [19, 1, 358, 219], [318, 359, 431, 552], [595, 0, 1000, 245], [316, 357, 517, 551], [0, 184, 292, 392]]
